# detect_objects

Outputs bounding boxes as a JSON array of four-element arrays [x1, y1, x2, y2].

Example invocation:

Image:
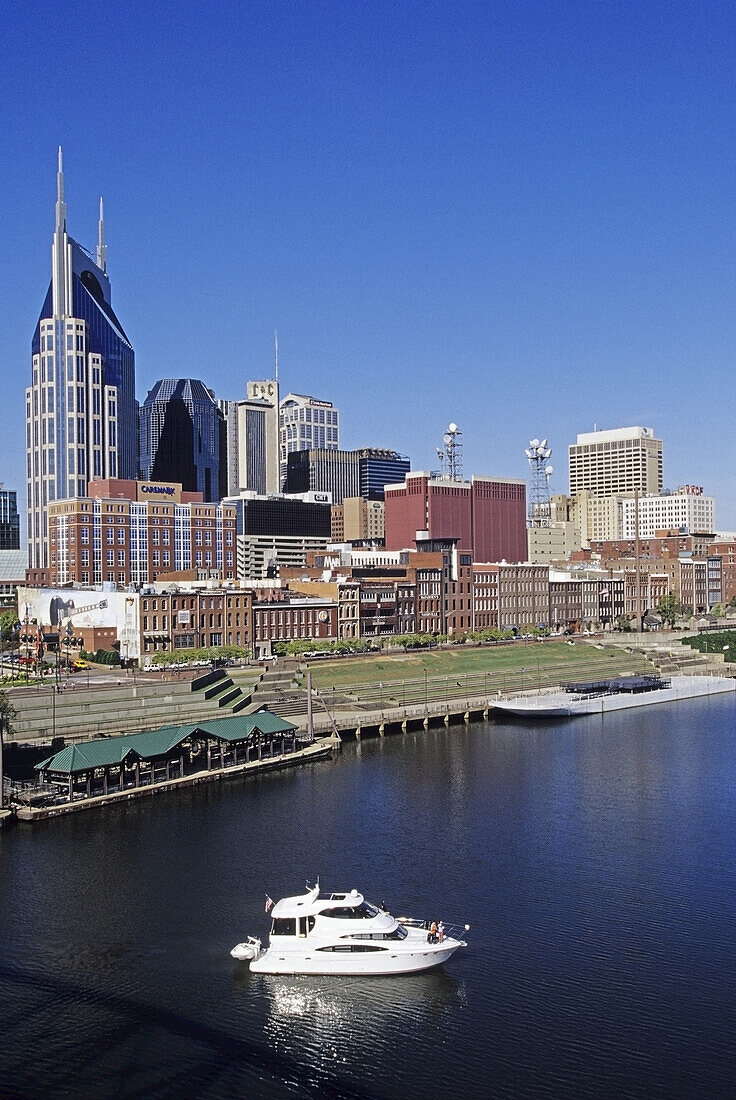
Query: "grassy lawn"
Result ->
[[306, 641, 654, 705]]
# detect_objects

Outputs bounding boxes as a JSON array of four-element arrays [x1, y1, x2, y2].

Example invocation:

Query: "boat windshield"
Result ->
[[319, 901, 379, 919]]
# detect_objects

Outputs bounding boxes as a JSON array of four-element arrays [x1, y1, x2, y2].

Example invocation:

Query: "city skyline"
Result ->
[[3, 3, 736, 529]]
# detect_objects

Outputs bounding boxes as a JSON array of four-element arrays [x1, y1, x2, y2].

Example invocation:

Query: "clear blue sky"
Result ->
[[2, 1, 736, 526]]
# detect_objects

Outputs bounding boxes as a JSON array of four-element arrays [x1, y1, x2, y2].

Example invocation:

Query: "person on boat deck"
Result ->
[[438, 921, 445, 943], [428, 920, 438, 943]]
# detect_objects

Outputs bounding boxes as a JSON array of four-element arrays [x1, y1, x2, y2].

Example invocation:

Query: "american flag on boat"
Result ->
[[265, 896, 274, 913]]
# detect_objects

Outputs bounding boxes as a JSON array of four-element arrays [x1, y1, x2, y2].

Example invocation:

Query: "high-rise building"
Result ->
[[0, 486, 20, 550], [27, 150, 136, 568], [283, 446, 410, 504], [284, 448, 360, 503], [218, 379, 279, 497], [568, 426, 663, 497], [139, 379, 226, 502], [358, 449, 411, 500], [225, 489, 332, 579], [279, 393, 339, 487]]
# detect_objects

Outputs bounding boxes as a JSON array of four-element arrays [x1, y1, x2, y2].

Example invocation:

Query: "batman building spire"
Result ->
[[27, 151, 137, 569]]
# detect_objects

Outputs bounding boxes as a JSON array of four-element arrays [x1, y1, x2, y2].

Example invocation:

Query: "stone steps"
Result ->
[[7, 669, 261, 744]]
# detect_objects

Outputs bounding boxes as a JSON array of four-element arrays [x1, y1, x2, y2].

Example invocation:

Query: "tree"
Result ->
[[0, 690, 16, 738], [657, 595, 686, 628], [0, 610, 18, 646]]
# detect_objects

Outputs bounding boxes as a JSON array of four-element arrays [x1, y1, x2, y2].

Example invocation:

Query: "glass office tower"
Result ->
[[27, 149, 136, 567], [139, 378, 226, 502]]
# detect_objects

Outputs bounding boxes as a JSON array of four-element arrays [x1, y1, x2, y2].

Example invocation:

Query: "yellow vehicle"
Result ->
[[73, 660, 89, 670]]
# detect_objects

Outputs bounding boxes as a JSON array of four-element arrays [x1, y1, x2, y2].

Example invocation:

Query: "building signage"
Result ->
[[137, 481, 182, 503], [141, 484, 175, 496], [247, 380, 277, 401], [178, 610, 191, 624]]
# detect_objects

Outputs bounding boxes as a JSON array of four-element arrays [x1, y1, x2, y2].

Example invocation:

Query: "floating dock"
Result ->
[[492, 674, 735, 718]]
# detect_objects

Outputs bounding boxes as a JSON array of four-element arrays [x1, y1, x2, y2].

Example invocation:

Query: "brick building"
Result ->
[[46, 479, 237, 589], [384, 472, 527, 563]]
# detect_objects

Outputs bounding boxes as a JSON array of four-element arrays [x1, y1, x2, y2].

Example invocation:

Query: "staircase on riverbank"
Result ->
[[6, 667, 261, 745], [618, 634, 733, 678]]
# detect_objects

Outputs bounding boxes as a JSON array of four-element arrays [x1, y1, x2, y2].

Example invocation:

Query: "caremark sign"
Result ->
[[141, 484, 176, 496]]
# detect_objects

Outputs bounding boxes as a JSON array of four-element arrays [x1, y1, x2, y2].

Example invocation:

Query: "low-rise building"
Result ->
[[252, 595, 338, 657]]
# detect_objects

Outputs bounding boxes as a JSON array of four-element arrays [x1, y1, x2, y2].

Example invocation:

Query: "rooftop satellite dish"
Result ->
[[529, 438, 539, 448], [545, 465, 554, 476], [448, 422, 458, 434]]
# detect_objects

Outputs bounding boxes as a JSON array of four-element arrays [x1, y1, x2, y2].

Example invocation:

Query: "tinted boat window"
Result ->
[[271, 918, 296, 936]]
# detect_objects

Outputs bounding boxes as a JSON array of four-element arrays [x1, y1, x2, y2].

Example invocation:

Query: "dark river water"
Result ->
[[2, 696, 736, 1099]]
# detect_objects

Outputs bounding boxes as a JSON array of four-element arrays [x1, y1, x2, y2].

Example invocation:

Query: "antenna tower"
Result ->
[[525, 437, 553, 527], [438, 423, 463, 481]]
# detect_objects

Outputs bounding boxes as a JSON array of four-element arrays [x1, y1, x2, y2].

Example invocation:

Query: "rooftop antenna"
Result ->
[[55, 146, 66, 231], [274, 330, 279, 382], [439, 423, 463, 481], [96, 196, 107, 273], [525, 437, 553, 527]]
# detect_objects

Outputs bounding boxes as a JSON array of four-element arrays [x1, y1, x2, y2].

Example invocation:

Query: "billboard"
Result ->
[[16, 588, 141, 660]]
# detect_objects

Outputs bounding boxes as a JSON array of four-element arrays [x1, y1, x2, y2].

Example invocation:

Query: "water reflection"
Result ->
[[235, 966, 468, 1087]]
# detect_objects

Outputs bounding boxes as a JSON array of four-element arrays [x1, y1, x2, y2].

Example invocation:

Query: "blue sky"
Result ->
[[2, 1, 736, 527]]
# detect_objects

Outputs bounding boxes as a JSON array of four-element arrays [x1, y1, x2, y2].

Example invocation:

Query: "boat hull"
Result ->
[[249, 941, 463, 976]]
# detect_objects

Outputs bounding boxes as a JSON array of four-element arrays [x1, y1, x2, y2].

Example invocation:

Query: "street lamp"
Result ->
[[424, 668, 428, 706]]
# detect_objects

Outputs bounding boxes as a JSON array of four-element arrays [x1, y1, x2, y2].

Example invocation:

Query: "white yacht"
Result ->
[[231, 884, 469, 976]]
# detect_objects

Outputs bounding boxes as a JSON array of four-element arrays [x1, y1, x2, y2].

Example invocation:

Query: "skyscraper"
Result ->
[[27, 149, 136, 568], [279, 393, 339, 487], [139, 379, 226, 501], [568, 427, 663, 497], [218, 379, 280, 497]]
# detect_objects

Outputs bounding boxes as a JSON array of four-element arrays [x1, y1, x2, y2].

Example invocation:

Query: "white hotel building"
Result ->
[[620, 487, 715, 539]]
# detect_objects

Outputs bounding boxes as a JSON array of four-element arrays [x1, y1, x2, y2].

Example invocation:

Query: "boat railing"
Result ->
[[397, 916, 470, 941]]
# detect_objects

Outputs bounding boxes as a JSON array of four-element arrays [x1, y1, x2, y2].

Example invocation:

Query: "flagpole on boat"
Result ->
[[307, 670, 314, 742]]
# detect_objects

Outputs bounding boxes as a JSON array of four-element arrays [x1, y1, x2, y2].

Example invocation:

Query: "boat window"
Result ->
[[319, 901, 379, 919], [342, 927, 408, 941], [271, 918, 296, 936], [298, 916, 316, 937], [316, 944, 387, 952]]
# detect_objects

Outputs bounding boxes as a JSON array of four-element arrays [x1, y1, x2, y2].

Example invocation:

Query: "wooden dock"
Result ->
[[13, 738, 336, 822]]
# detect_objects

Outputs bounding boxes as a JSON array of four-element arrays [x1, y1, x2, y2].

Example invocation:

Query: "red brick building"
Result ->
[[45, 479, 237, 589], [384, 472, 526, 562]]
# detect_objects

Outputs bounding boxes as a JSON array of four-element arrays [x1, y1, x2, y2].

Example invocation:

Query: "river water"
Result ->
[[1, 695, 736, 1098]]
